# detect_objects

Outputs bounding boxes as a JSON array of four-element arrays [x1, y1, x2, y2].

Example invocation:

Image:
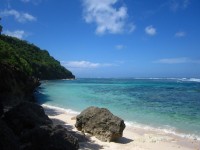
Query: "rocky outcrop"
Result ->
[[0, 119, 20, 150], [1, 102, 79, 150], [0, 101, 3, 117], [3, 102, 52, 135], [20, 125, 79, 150], [0, 62, 79, 150], [0, 63, 40, 107], [75, 106, 126, 142], [0, 36, 78, 149]]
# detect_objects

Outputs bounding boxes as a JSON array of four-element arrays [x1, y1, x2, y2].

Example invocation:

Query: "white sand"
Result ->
[[42, 105, 200, 150]]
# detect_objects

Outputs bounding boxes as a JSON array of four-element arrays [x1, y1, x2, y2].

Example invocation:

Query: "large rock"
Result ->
[[3, 102, 79, 150], [20, 125, 79, 150], [0, 63, 40, 106], [0, 119, 20, 150], [3, 101, 52, 136], [0, 101, 3, 117], [75, 106, 126, 142]]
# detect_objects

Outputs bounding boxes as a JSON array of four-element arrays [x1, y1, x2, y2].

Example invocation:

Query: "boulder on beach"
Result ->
[[3, 101, 52, 135], [75, 106, 126, 142]]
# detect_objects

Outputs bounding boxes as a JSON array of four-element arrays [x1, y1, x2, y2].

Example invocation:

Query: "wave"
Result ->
[[178, 78, 200, 83], [41, 104, 80, 115], [46, 77, 200, 83], [133, 77, 200, 83], [125, 121, 200, 141]]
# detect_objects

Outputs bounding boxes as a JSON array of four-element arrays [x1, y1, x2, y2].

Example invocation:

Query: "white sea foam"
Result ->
[[134, 77, 179, 80], [41, 104, 80, 115], [125, 121, 200, 141], [37, 91, 46, 95], [133, 77, 200, 83], [178, 78, 200, 83], [62, 79, 75, 81], [134, 77, 165, 80]]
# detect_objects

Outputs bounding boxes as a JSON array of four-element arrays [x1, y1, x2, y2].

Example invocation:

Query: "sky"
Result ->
[[0, 0, 200, 78]]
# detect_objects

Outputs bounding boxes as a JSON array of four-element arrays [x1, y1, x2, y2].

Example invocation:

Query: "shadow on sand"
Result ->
[[56, 120, 104, 149], [79, 140, 104, 150], [43, 107, 63, 116], [43, 106, 105, 149], [116, 137, 134, 144], [42, 105, 133, 149]]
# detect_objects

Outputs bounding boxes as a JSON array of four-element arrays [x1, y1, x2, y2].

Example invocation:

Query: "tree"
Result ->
[[0, 17, 2, 35]]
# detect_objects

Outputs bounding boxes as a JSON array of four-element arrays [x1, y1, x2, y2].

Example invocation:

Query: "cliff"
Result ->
[[0, 35, 79, 150], [0, 62, 40, 106], [0, 35, 74, 106]]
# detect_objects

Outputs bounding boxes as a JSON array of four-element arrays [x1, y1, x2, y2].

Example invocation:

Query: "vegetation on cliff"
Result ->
[[0, 35, 75, 79], [0, 33, 80, 150]]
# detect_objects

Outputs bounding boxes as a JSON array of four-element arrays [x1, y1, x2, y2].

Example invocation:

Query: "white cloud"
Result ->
[[128, 23, 136, 33], [62, 61, 116, 69], [64, 61, 100, 69], [170, 0, 190, 11], [145, 25, 156, 36], [154, 57, 200, 64], [4, 30, 26, 39], [183, 0, 190, 8], [0, 9, 36, 23], [82, 0, 135, 35], [175, 31, 186, 37], [21, 0, 31, 2], [115, 44, 125, 50], [20, 0, 43, 4]]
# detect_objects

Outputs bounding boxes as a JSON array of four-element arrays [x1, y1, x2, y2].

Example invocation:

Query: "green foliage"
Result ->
[[0, 35, 75, 79]]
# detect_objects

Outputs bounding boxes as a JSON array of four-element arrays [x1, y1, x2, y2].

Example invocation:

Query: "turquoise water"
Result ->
[[35, 78, 200, 139]]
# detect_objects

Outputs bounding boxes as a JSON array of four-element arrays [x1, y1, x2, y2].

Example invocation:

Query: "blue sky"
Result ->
[[0, 0, 200, 78]]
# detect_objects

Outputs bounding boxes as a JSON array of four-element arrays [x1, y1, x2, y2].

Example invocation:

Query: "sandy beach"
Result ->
[[42, 105, 200, 150]]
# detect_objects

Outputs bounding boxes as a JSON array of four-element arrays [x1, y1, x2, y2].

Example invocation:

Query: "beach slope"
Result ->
[[43, 105, 200, 150]]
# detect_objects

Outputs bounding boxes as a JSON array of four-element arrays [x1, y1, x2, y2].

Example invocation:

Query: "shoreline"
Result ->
[[42, 104, 200, 150], [42, 104, 200, 141]]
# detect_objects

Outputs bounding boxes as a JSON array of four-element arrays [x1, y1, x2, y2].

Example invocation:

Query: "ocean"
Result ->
[[35, 78, 200, 140]]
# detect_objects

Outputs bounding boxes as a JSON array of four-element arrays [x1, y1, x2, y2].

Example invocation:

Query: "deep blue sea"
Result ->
[[35, 78, 200, 140]]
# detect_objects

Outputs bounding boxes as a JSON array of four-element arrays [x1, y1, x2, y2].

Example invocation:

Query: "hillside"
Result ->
[[0, 36, 79, 150], [0, 35, 75, 80]]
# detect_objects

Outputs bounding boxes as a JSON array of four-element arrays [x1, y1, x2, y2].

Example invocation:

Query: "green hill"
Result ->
[[0, 35, 75, 79]]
